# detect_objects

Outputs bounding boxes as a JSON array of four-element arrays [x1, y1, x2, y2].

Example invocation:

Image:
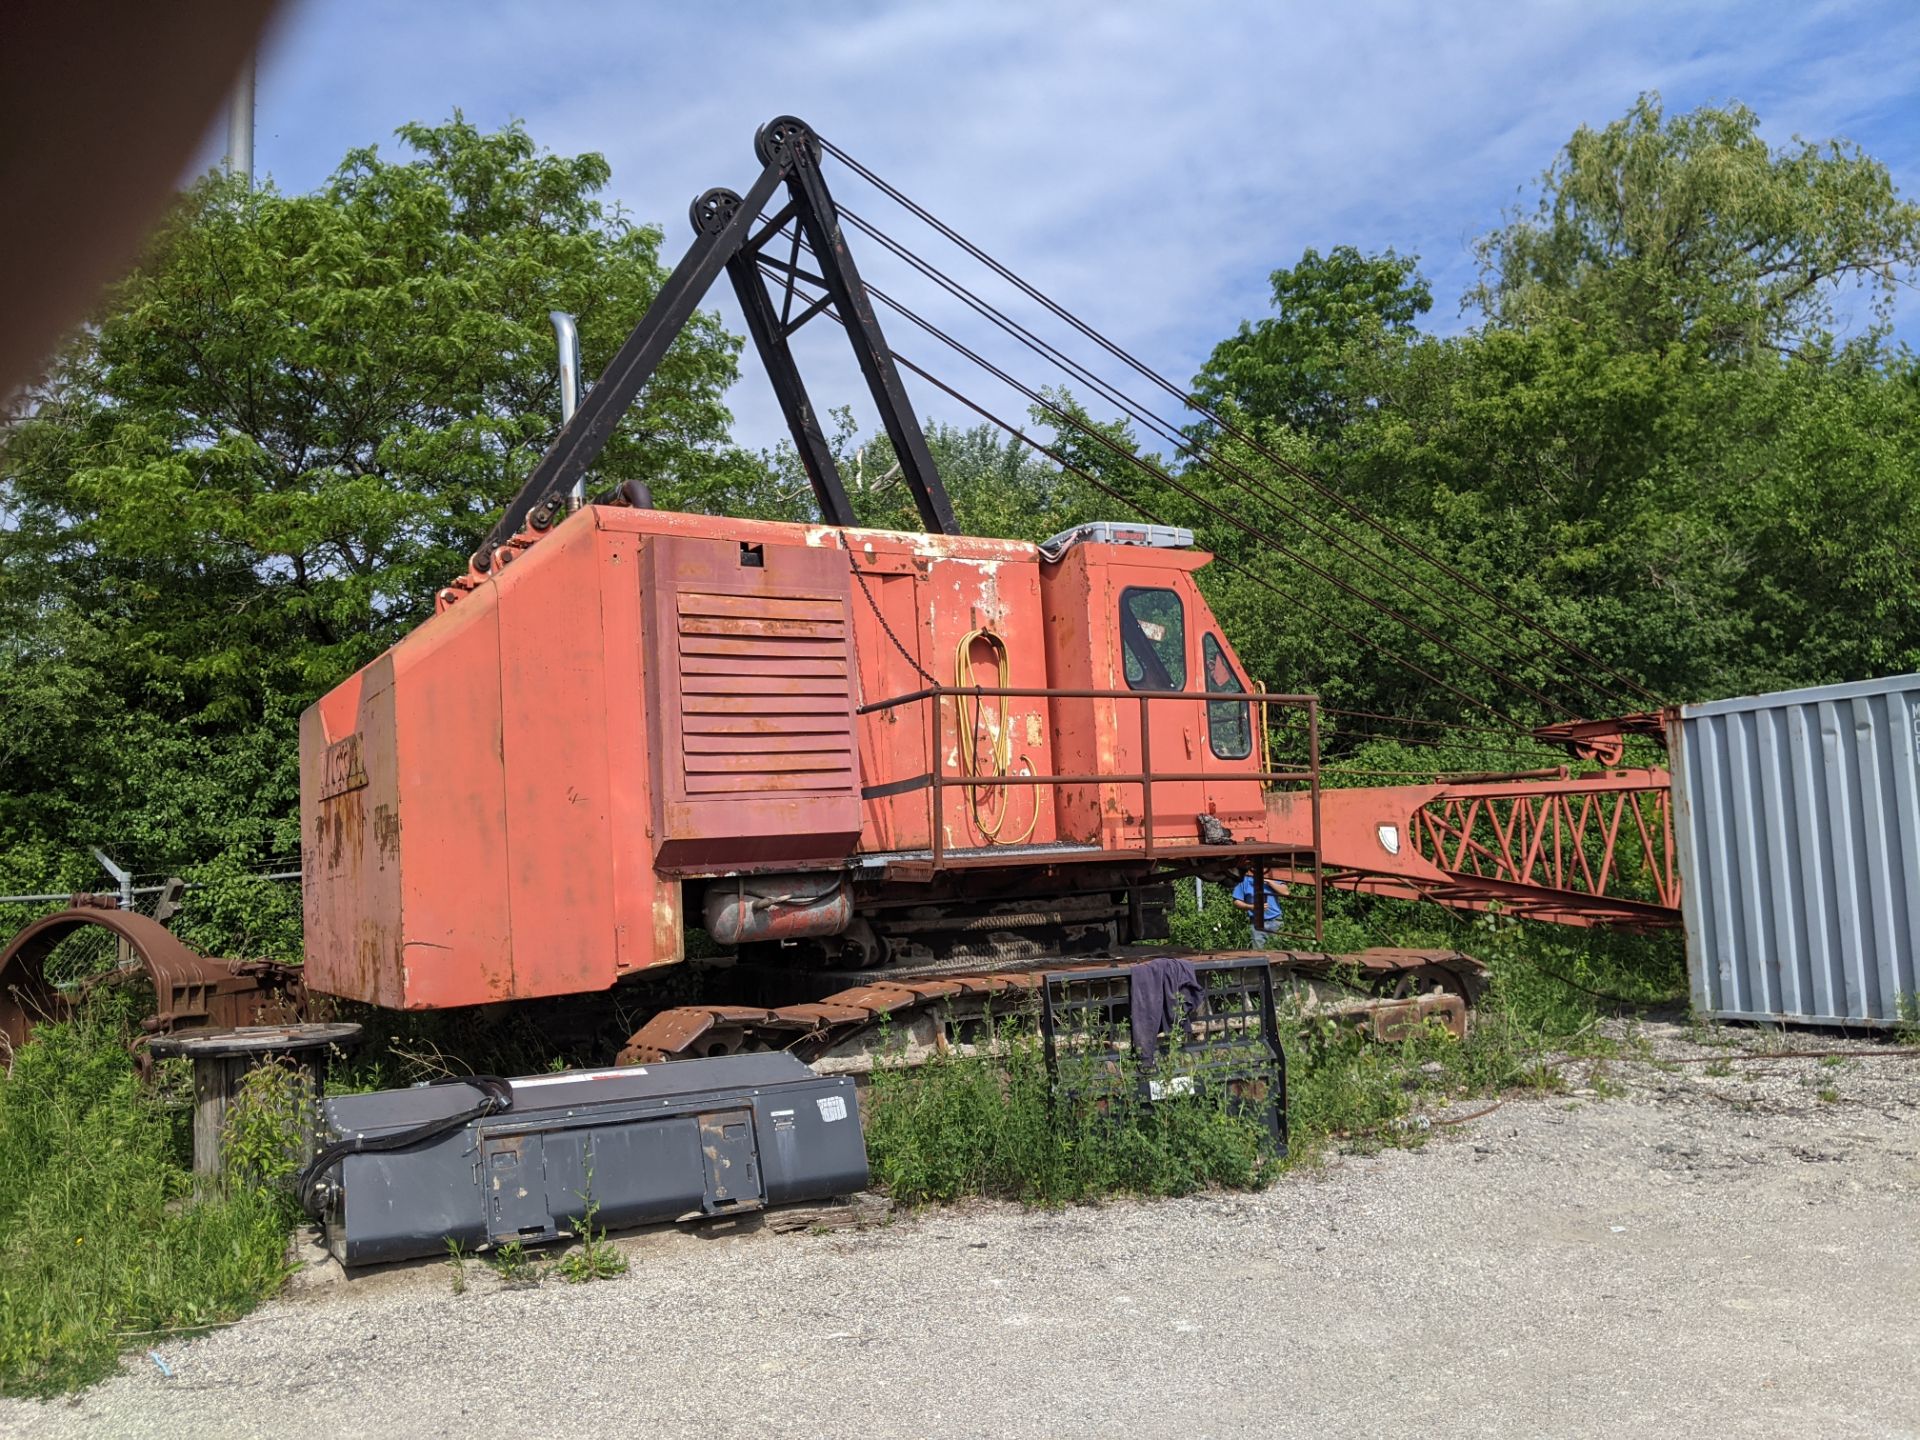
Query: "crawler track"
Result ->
[[621, 946, 1484, 1072]]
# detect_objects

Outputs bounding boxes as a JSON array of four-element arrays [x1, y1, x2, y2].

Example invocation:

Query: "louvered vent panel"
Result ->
[[675, 591, 856, 796]]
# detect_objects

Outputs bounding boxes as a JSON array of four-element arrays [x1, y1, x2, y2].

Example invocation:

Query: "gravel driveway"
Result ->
[[6, 1021, 1918, 1439]]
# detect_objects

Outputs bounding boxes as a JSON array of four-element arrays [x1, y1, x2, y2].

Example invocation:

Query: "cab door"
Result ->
[[1197, 628, 1269, 832], [1109, 577, 1208, 842]]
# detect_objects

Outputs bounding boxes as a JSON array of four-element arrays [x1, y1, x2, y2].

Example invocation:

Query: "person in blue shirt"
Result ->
[[1231, 871, 1287, 947]]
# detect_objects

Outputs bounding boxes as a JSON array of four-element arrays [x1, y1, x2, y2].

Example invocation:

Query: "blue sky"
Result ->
[[230, 0, 1920, 452]]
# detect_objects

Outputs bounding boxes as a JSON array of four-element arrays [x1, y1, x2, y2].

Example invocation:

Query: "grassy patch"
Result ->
[[0, 893, 1686, 1390], [863, 1020, 1277, 1206], [865, 912, 1684, 1202], [0, 1017, 298, 1397]]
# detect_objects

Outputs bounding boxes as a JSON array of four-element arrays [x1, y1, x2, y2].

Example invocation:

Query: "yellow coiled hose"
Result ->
[[952, 627, 1041, 845]]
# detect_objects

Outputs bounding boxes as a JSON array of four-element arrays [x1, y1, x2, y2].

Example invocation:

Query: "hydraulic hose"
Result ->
[[296, 1075, 515, 1218], [952, 628, 1040, 845]]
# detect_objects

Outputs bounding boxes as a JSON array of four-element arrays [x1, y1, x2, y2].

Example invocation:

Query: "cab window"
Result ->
[[1203, 633, 1251, 759], [1120, 587, 1186, 691]]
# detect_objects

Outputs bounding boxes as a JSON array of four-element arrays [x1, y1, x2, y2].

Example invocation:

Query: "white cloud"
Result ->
[[251, 0, 1920, 452]]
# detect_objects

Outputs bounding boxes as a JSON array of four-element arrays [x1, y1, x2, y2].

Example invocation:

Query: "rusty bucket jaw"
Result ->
[[0, 906, 303, 1059]]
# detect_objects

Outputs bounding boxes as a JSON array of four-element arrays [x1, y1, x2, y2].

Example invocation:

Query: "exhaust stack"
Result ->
[[549, 311, 583, 510]]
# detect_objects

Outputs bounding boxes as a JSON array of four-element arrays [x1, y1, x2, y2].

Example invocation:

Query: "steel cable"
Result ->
[[767, 262, 1533, 731], [764, 203, 1591, 720], [817, 138, 1666, 708], [835, 204, 1627, 719], [835, 264, 1579, 723]]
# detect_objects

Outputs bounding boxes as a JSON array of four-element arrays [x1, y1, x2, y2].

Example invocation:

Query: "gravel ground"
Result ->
[[5, 1019, 1918, 1440]]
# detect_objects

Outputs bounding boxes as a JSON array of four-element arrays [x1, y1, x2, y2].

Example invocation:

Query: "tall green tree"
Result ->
[[1172, 96, 1920, 736], [5, 115, 745, 722], [1473, 92, 1920, 358], [0, 117, 747, 904], [1194, 246, 1430, 436]]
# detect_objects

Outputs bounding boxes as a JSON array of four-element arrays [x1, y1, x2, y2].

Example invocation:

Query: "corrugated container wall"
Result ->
[[1670, 674, 1920, 1026]]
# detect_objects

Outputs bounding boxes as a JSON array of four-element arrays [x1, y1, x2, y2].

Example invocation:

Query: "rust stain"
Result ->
[[373, 804, 401, 863], [318, 733, 369, 801]]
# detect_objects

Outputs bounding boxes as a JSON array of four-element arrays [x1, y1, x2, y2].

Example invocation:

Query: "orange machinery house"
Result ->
[[299, 506, 1312, 1011]]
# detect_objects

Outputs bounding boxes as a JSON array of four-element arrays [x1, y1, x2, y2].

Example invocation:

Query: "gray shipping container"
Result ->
[[1670, 673, 1920, 1027]]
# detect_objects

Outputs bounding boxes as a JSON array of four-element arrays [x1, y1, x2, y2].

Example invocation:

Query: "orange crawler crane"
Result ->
[[294, 117, 1675, 1069], [0, 117, 1675, 1065]]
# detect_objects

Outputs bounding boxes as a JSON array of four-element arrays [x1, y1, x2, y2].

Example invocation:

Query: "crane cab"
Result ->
[[1035, 523, 1270, 851]]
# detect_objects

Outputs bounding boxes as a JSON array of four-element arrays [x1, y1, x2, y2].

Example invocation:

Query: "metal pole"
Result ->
[[549, 312, 584, 510], [930, 687, 945, 869], [92, 848, 133, 965], [91, 848, 132, 911], [1139, 695, 1153, 861], [226, 56, 255, 185], [1309, 701, 1324, 946]]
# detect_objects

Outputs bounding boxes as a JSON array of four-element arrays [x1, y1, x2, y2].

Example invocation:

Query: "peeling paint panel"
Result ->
[[852, 537, 1061, 852], [494, 520, 619, 999]]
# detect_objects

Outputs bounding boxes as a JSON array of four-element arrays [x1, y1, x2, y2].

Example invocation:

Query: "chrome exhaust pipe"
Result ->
[[549, 311, 583, 510]]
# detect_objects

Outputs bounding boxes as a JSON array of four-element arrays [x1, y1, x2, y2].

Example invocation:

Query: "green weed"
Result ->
[[221, 1060, 317, 1196], [444, 1238, 468, 1296], [555, 1183, 627, 1285], [0, 1017, 295, 1396], [487, 1239, 540, 1288], [1894, 993, 1920, 1047]]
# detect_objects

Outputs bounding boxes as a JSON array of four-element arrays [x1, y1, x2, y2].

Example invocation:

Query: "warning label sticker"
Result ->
[[816, 1094, 848, 1123]]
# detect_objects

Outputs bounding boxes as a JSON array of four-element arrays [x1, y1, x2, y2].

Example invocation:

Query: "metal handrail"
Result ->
[[856, 681, 1325, 942], [857, 684, 1321, 713]]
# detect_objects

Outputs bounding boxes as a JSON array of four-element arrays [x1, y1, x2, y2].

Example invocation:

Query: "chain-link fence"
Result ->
[[0, 853, 304, 986]]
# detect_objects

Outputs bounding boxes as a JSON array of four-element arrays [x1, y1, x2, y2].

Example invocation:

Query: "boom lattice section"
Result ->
[[1278, 771, 1679, 930]]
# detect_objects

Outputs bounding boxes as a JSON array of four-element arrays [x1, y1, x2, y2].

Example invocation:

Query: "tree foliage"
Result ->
[[1194, 245, 1431, 436], [1161, 94, 1920, 725], [1472, 93, 1920, 358], [0, 118, 743, 905]]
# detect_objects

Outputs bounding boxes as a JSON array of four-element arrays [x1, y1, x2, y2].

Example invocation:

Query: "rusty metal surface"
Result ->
[[147, 1021, 362, 1059], [1267, 771, 1678, 929], [1316, 991, 1467, 1043], [300, 492, 1671, 1023], [302, 516, 680, 1008], [1532, 712, 1669, 766], [0, 907, 303, 1056], [842, 532, 1066, 855], [302, 505, 1332, 1011], [617, 946, 1481, 1065], [704, 874, 853, 946]]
